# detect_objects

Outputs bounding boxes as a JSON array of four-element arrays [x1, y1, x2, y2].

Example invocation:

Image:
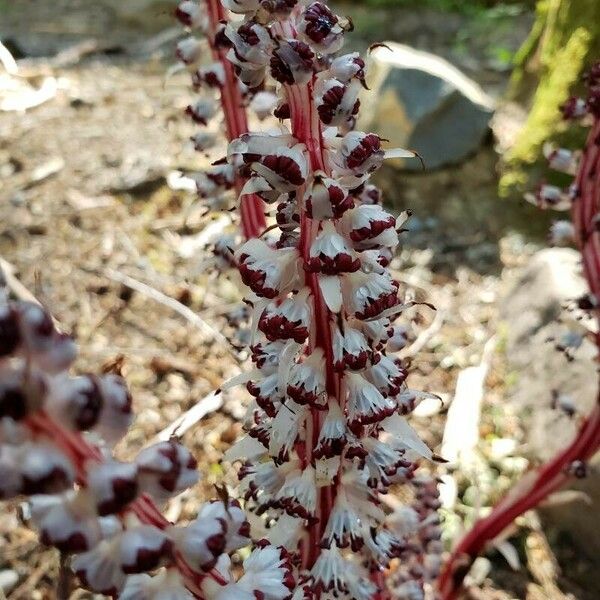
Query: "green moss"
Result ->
[[500, 0, 600, 197]]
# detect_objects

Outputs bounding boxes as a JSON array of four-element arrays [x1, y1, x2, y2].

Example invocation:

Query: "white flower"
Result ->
[[366, 354, 407, 397], [119, 525, 171, 574], [543, 143, 579, 175], [321, 490, 364, 550], [329, 53, 366, 84], [86, 460, 138, 516], [120, 569, 194, 600], [297, 3, 349, 54], [525, 183, 572, 211], [310, 544, 347, 593], [72, 538, 125, 595], [344, 271, 399, 320], [259, 289, 312, 343], [314, 401, 347, 459], [135, 440, 199, 503], [175, 1, 208, 30], [236, 239, 299, 299], [237, 544, 294, 600], [345, 372, 395, 430], [176, 36, 203, 64], [307, 221, 360, 275], [287, 349, 326, 407], [332, 326, 370, 371], [276, 466, 317, 518], [304, 173, 353, 220], [341, 204, 398, 249], [314, 78, 361, 127]]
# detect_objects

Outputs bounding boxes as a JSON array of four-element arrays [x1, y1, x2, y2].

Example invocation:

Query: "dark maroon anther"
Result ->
[[0, 386, 28, 421], [274, 102, 291, 120], [0, 307, 19, 357], [75, 375, 103, 430], [96, 477, 139, 516], [302, 2, 339, 44], [122, 538, 173, 574], [259, 312, 309, 344], [22, 466, 72, 496], [270, 41, 314, 85], [261, 154, 305, 186], [305, 252, 360, 276]]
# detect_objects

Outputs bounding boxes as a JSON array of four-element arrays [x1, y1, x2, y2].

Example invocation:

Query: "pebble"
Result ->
[[0, 569, 19, 594]]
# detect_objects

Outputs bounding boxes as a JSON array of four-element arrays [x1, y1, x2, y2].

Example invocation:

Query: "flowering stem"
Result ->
[[206, 0, 266, 239], [438, 112, 600, 600], [25, 410, 227, 597], [273, 19, 342, 565]]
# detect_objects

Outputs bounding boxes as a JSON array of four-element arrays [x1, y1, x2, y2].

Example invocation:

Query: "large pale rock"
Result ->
[[360, 43, 494, 170], [501, 248, 600, 565]]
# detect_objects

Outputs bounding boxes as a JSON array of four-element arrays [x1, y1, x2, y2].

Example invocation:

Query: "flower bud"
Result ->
[[306, 222, 360, 275], [304, 174, 353, 220], [176, 36, 203, 65], [175, 1, 207, 30], [87, 460, 139, 516], [297, 3, 347, 55], [135, 440, 199, 503], [185, 98, 216, 125], [119, 525, 172, 573]]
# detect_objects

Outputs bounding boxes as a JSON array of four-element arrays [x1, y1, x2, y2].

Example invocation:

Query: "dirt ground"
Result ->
[[0, 2, 595, 599]]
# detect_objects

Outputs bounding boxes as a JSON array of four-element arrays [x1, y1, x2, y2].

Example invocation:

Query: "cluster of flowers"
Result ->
[[175, 0, 266, 243], [200, 1, 443, 598], [439, 61, 600, 600], [388, 476, 443, 600], [0, 292, 294, 599]]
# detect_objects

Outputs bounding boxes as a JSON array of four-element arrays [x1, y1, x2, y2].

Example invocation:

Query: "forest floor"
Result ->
[[0, 2, 595, 599]]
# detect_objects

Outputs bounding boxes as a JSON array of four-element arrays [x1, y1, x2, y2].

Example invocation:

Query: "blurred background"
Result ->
[[1, 1, 599, 599]]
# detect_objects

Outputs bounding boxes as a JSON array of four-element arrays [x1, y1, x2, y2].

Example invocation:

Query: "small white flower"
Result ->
[[176, 36, 203, 64], [332, 326, 370, 372], [329, 53, 366, 85], [135, 440, 199, 503], [322, 490, 364, 550], [236, 239, 299, 299], [525, 183, 572, 211], [314, 401, 347, 459], [345, 372, 395, 430], [549, 220, 575, 246], [237, 544, 295, 600], [120, 569, 194, 600], [309, 544, 347, 593], [276, 465, 317, 519], [287, 349, 326, 407]]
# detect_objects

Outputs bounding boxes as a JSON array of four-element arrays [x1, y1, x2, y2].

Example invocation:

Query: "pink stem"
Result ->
[[438, 119, 600, 600], [205, 0, 266, 239]]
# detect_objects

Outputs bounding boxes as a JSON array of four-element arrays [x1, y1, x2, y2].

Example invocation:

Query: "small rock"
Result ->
[[360, 43, 494, 170], [0, 569, 19, 594]]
